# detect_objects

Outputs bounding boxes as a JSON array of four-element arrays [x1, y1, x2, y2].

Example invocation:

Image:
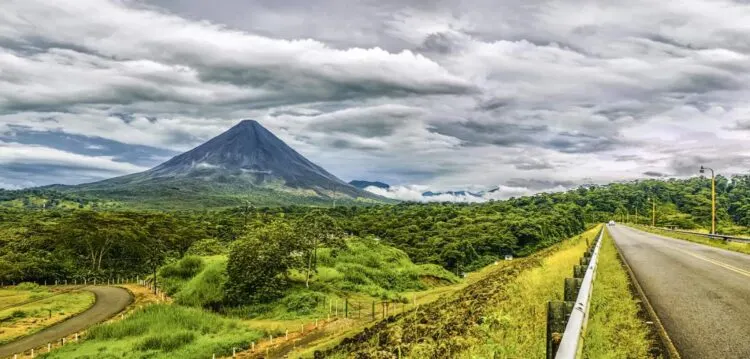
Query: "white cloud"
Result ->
[[0, 140, 149, 175], [363, 183, 566, 203], [2, 0, 750, 190]]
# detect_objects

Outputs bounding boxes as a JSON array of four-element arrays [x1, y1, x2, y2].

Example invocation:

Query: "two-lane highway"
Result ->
[[610, 225, 750, 359]]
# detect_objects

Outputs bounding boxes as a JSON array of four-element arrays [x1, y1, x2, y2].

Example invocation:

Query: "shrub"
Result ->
[[175, 259, 227, 308], [280, 291, 327, 315], [186, 238, 227, 256], [135, 332, 196, 352], [16, 282, 42, 291], [11, 310, 26, 319], [160, 256, 204, 280]]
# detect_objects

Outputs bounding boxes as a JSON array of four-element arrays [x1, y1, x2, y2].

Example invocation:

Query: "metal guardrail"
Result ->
[[554, 228, 604, 359], [662, 227, 750, 244], [546, 228, 604, 359]]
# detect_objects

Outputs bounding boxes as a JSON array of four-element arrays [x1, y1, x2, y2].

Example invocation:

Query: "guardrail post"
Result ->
[[580, 255, 591, 266], [547, 301, 574, 359], [564, 278, 583, 302], [573, 265, 586, 279]]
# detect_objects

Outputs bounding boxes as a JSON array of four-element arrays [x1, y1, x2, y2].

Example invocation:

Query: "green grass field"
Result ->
[[582, 229, 655, 359], [45, 305, 266, 359], [0, 284, 94, 344]]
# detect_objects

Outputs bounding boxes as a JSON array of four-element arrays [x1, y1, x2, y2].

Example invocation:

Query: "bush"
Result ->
[[186, 238, 227, 256], [280, 291, 327, 315], [16, 282, 42, 291], [11, 310, 26, 319], [224, 222, 303, 305], [135, 331, 196, 352], [160, 256, 204, 280], [175, 259, 227, 308]]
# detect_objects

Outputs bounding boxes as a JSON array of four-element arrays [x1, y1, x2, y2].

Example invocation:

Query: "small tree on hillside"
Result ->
[[224, 221, 304, 305], [298, 211, 345, 288]]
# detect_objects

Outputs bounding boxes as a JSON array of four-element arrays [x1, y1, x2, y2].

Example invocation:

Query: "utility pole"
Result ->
[[635, 207, 638, 225], [712, 175, 716, 234], [699, 166, 716, 234], [651, 198, 656, 227]]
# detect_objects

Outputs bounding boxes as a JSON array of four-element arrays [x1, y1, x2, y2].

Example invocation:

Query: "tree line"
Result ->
[[2, 175, 748, 287]]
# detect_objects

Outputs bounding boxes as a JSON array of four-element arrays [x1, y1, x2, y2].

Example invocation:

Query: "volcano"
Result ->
[[53, 120, 384, 208]]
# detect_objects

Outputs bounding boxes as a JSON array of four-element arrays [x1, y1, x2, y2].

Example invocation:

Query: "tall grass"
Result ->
[[582, 229, 654, 358], [158, 255, 227, 307], [315, 236, 459, 299], [48, 305, 265, 359], [174, 258, 227, 307], [464, 226, 599, 358]]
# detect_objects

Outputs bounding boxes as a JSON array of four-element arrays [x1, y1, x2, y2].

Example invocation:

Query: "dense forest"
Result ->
[[1, 175, 748, 303]]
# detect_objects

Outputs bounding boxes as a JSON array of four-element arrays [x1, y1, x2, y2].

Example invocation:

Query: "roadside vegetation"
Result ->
[[464, 226, 596, 357], [633, 225, 750, 255], [582, 229, 656, 359], [46, 305, 266, 359], [318, 226, 600, 358], [0, 283, 94, 344]]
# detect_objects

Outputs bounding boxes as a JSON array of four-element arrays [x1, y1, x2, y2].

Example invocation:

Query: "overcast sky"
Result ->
[[2, 0, 750, 200]]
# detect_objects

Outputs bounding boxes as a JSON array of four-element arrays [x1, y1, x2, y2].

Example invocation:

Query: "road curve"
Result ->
[[0, 286, 132, 358], [610, 225, 750, 359]]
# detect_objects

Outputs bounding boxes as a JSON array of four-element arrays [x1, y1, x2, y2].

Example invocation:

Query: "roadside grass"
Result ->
[[582, 228, 655, 359], [45, 304, 266, 359], [306, 227, 600, 358], [0, 286, 94, 344], [287, 262, 520, 359], [634, 225, 750, 255], [463, 226, 599, 358]]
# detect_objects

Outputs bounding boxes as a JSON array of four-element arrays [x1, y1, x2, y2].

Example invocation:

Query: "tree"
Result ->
[[58, 211, 138, 273], [224, 221, 304, 305], [298, 211, 344, 288]]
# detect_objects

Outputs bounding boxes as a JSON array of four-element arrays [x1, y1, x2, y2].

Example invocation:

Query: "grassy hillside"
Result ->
[[465, 227, 596, 357], [319, 226, 601, 358], [158, 237, 457, 320]]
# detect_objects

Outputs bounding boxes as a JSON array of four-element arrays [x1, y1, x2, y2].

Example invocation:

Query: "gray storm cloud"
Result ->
[[1, 0, 750, 192]]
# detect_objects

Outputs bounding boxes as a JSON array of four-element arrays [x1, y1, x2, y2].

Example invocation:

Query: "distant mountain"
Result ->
[[349, 180, 390, 190], [49, 120, 387, 208]]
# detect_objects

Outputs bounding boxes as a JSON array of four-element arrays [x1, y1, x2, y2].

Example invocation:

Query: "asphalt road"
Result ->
[[0, 286, 132, 358], [610, 225, 750, 359]]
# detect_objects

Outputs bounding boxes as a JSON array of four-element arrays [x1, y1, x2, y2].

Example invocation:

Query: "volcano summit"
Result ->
[[50, 120, 384, 208]]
